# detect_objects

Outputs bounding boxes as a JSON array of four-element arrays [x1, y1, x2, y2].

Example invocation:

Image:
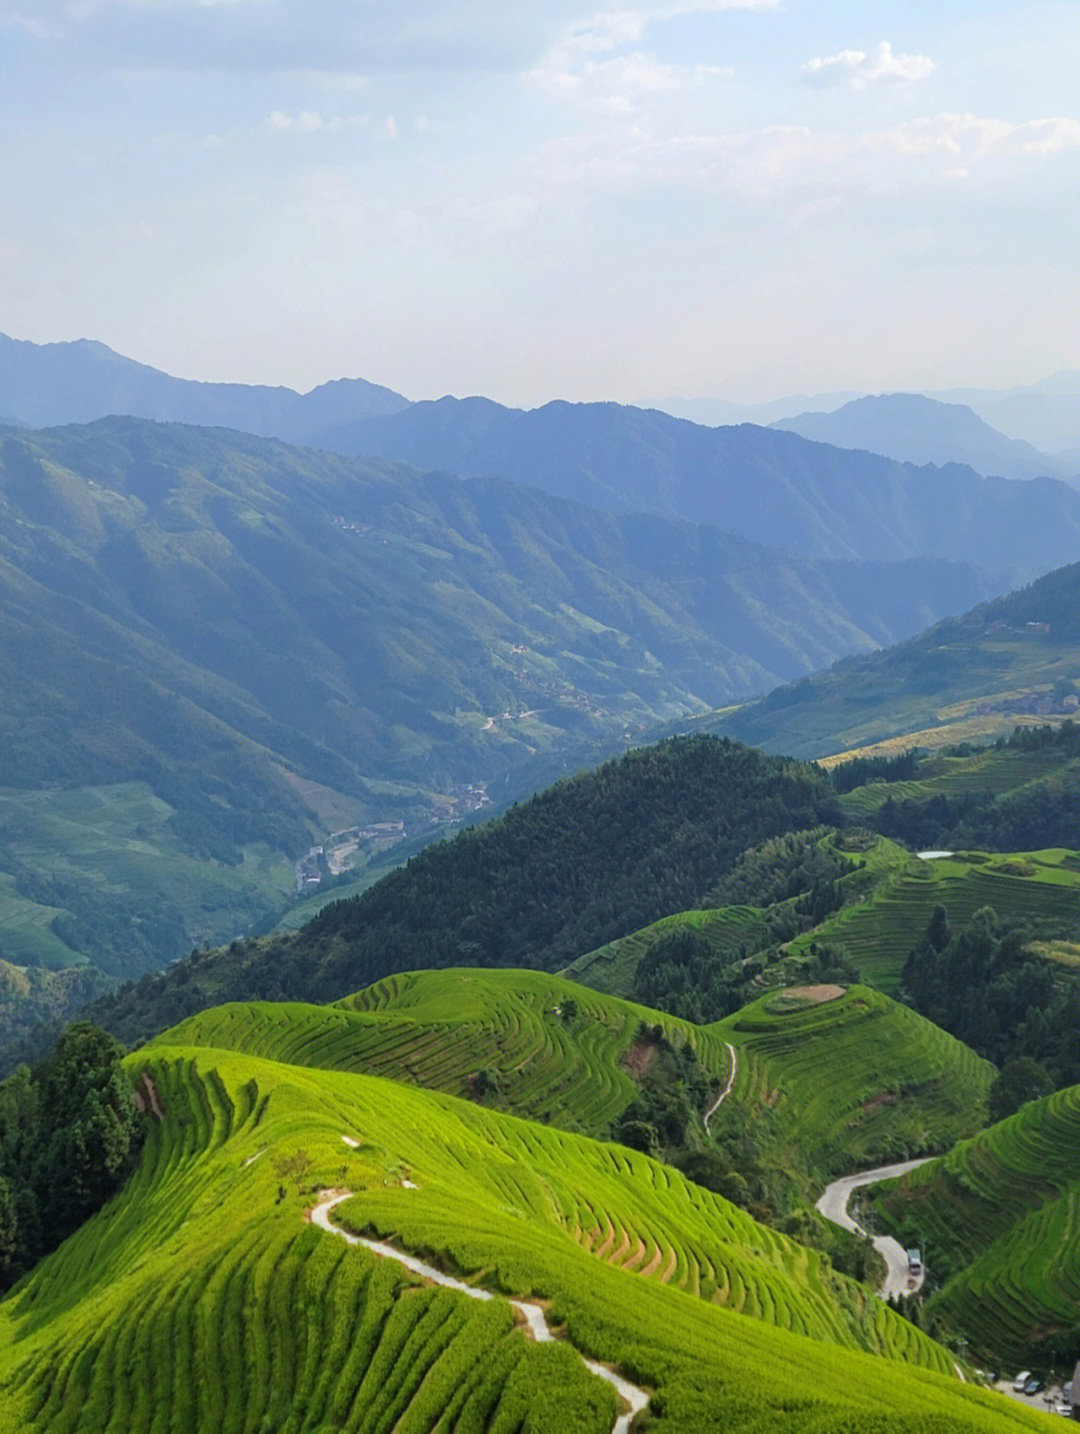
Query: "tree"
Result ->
[[273, 1148, 313, 1195], [988, 1057, 1055, 1123], [0, 1176, 16, 1280]]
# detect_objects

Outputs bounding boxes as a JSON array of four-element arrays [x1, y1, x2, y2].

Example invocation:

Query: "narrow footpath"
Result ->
[[816, 1158, 932, 1299], [310, 1191, 650, 1434], [704, 1042, 738, 1133]]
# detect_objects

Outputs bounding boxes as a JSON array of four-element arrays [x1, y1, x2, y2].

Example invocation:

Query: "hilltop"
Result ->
[[0, 1014, 1052, 1432], [772, 393, 1069, 482], [156, 967, 737, 1146], [0, 332, 409, 435]]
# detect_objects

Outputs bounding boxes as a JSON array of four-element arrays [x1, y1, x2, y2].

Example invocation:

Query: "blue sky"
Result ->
[[2, 0, 1079, 405]]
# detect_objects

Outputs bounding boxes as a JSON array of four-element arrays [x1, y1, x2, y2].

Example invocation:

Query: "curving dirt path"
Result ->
[[815, 1158, 933, 1300], [704, 1042, 738, 1133], [310, 1191, 649, 1434]]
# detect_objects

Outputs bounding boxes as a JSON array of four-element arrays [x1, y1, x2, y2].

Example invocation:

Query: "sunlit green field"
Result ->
[[718, 985, 993, 1195], [0, 1029, 1052, 1433]]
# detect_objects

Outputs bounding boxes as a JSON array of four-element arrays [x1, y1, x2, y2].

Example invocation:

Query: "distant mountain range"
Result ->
[[0, 332, 409, 437], [659, 371, 1080, 454], [0, 415, 1001, 989], [772, 393, 1075, 483], [317, 396, 1080, 578]]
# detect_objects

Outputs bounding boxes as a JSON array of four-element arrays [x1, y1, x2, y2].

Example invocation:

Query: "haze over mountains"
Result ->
[[1, 414, 1006, 986], [0, 332, 409, 437], [772, 393, 1076, 483], [6, 332, 1080, 1026]]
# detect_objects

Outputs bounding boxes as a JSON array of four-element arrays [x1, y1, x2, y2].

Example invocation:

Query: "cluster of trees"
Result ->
[[630, 831, 851, 1023], [632, 929, 749, 1024], [872, 724, 1080, 852], [902, 906, 1080, 1088], [829, 750, 921, 795], [73, 738, 842, 1053], [613, 1025, 715, 1158], [0, 1024, 142, 1288]]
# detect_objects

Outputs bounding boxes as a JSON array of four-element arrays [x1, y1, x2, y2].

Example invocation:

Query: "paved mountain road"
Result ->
[[816, 1158, 933, 1299]]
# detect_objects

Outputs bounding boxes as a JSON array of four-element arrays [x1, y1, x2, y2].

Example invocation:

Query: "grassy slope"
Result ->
[[167, 968, 992, 1206], [872, 1084, 1080, 1365], [161, 968, 737, 1138], [565, 906, 765, 1000], [717, 986, 994, 1193], [0, 1037, 1050, 1433], [708, 562, 1080, 761], [797, 846, 1080, 990]]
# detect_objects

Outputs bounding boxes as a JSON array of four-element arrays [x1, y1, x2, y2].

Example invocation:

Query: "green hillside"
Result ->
[[77, 736, 841, 1058], [786, 844, 1080, 991], [717, 985, 994, 1199], [0, 1031, 1051, 1433], [0, 415, 991, 992], [566, 906, 765, 1002], [708, 561, 1080, 760], [159, 967, 736, 1140], [164, 970, 992, 1223], [871, 1084, 1080, 1367]]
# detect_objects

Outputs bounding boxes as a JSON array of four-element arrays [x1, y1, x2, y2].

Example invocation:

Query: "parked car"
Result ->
[[1023, 1377, 1045, 1397], [1014, 1371, 1033, 1392]]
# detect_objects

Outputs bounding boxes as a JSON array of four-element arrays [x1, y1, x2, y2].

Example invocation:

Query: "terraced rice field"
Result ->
[[719, 985, 993, 1191], [838, 748, 1070, 821], [0, 1034, 1052, 1433], [165, 968, 736, 1138], [872, 1084, 1080, 1365], [802, 848, 1080, 989], [565, 906, 765, 998]]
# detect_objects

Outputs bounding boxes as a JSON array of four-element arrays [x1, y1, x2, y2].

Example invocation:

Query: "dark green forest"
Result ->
[[0, 1024, 142, 1288], [76, 737, 841, 1053]]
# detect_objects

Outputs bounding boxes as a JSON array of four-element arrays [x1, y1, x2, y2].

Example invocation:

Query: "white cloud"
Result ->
[[529, 2, 746, 114], [531, 47, 727, 113], [801, 41, 934, 90], [870, 112, 1080, 176], [266, 109, 368, 135]]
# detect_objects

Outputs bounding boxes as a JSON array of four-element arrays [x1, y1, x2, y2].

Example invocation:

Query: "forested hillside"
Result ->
[[0, 417, 990, 997], [78, 737, 840, 1052]]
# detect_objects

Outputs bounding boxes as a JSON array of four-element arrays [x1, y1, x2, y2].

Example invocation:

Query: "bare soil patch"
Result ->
[[621, 1034, 658, 1079]]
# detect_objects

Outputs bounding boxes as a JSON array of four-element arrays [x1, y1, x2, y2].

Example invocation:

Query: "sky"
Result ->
[[2, 0, 1080, 406]]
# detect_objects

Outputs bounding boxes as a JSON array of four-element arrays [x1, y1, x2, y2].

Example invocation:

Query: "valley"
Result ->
[[4, 346, 1080, 1431], [8, 0, 1080, 1418]]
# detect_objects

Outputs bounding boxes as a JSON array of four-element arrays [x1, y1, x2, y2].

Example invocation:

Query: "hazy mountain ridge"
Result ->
[[312, 394, 1080, 577], [0, 332, 410, 437], [772, 392, 1073, 482]]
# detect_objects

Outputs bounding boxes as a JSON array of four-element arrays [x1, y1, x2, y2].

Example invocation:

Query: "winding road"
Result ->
[[310, 1191, 649, 1434], [815, 1158, 932, 1299], [704, 1042, 738, 1133]]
